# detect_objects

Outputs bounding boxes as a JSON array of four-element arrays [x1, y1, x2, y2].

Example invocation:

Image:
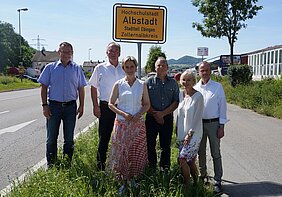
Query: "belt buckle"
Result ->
[[62, 102, 67, 107]]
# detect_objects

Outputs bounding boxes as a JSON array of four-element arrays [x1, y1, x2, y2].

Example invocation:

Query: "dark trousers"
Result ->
[[46, 101, 77, 166], [145, 113, 173, 169], [97, 101, 116, 167]]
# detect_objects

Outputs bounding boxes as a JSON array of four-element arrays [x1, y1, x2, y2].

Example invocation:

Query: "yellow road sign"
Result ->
[[113, 4, 167, 43]]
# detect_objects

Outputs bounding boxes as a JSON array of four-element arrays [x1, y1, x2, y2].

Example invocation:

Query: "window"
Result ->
[[271, 51, 274, 64]]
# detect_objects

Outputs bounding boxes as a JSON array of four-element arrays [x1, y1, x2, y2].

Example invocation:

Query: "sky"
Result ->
[[0, 0, 281, 67]]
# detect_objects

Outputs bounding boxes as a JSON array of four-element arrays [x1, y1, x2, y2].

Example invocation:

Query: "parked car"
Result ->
[[17, 74, 38, 83], [26, 68, 41, 78], [141, 72, 156, 81]]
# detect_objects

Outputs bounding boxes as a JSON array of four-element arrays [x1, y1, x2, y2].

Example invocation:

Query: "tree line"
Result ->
[[0, 21, 35, 72]]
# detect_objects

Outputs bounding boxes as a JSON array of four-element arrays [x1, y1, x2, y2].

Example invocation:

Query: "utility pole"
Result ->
[[31, 35, 47, 51]]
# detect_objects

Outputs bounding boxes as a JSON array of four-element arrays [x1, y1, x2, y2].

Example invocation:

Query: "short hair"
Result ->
[[155, 56, 168, 66], [180, 69, 197, 86], [122, 56, 138, 69], [59, 42, 73, 50], [199, 61, 211, 69], [107, 42, 121, 53]]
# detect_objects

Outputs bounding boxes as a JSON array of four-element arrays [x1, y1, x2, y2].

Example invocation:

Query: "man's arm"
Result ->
[[90, 86, 100, 118], [77, 86, 85, 119], [153, 101, 179, 123], [41, 84, 51, 119]]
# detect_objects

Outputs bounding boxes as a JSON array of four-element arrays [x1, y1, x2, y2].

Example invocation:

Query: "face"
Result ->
[[59, 45, 73, 64], [181, 74, 195, 89], [106, 44, 120, 62], [123, 60, 136, 76], [155, 59, 168, 76], [199, 62, 211, 82]]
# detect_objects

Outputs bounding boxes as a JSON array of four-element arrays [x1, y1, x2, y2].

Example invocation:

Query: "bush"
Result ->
[[216, 77, 282, 119], [227, 64, 252, 87]]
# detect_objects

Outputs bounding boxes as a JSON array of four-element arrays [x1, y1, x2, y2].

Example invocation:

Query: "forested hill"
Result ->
[[167, 55, 202, 65]]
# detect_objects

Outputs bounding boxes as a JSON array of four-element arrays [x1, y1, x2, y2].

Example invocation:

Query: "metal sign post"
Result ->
[[197, 47, 209, 61]]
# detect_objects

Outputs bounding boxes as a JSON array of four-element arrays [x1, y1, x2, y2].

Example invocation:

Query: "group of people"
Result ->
[[38, 41, 227, 195]]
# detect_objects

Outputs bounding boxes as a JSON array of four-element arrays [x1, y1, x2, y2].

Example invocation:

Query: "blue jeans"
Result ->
[[46, 101, 77, 165]]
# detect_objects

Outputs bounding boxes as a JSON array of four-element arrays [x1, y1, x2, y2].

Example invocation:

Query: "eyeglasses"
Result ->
[[60, 50, 73, 54]]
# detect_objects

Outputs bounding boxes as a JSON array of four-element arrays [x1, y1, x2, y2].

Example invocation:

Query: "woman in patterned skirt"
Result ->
[[176, 70, 204, 185], [108, 56, 150, 195]]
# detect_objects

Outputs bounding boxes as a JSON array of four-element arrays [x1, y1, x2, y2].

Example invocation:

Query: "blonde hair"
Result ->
[[180, 69, 197, 86], [122, 56, 138, 69]]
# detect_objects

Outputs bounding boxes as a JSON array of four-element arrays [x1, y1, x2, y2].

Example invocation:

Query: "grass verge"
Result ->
[[0, 75, 40, 92], [7, 126, 214, 197]]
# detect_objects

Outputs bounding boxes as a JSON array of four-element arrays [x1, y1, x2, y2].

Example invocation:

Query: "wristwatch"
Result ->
[[42, 103, 48, 107]]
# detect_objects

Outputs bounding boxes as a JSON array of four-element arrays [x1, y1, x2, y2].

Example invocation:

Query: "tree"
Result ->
[[0, 21, 34, 71], [192, 0, 262, 65], [145, 45, 166, 73]]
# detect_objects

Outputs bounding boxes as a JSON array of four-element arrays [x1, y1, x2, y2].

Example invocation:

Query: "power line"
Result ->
[[31, 35, 47, 51]]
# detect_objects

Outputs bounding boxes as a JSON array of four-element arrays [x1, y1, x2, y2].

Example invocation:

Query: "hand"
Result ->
[[153, 111, 165, 125], [217, 127, 225, 139], [77, 106, 84, 119], [93, 106, 101, 118], [183, 132, 192, 145], [132, 112, 142, 123], [124, 113, 133, 121], [43, 106, 51, 119]]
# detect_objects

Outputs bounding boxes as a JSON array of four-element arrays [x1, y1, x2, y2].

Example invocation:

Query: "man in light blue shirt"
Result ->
[[38, 42, 87, 167]]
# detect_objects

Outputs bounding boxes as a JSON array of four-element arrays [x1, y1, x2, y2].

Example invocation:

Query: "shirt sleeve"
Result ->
[[88, 66, 99, 88], [172, 80, 180, 103], [37, 64, 50, 86], [78, 67, 87, 88], [190, 93, 204, 134], [218, 84, 228, 124]]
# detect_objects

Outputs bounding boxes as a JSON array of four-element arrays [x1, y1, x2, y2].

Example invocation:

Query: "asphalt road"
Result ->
[[0, 87, 95, 190], [214, 104, 282, 197], [1, 89, 282, 196]]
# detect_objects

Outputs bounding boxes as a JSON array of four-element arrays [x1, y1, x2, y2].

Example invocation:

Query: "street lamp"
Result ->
[[17, 8, 28, 66]]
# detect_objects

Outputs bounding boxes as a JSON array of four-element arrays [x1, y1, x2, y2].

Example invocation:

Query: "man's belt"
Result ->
[[202, 118, 219, 123], [49, 100, 76, 106]]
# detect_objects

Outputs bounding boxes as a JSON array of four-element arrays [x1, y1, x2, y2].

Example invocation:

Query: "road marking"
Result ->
[[0, 111, 9, 115], [0, 119, 37, 136], [0, 120, 97, 196]]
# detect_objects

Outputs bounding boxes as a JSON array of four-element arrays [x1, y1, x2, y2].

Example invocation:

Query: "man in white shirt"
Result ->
[[194, 61, 227, 195], [88, 42, 125, 171]]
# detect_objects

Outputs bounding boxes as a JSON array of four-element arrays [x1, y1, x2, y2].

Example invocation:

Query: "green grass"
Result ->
[[213, 75, 282, 119], [7, 125, 215, 197], [0, 75, 40, 92]]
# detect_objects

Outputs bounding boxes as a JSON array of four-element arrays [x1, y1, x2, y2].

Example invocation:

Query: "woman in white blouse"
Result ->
[[108, 56, 150, 195], [177, 70, 204, 185]]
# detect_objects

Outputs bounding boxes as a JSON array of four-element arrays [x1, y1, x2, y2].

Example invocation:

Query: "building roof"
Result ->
[[244, 44, 282, 55], [32, 50, 59, 62]]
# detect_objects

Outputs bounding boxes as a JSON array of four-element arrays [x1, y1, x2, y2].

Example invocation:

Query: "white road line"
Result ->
[[0, 120, 37, 136], [0, 111, 9, 115], [0, 120, 97, 196]]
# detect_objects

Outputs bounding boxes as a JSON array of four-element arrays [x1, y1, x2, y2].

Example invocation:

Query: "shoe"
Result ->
[[118, 184, 126, 196], [213, 182, 223, 196], [199, 176, 209, 185], [129, 180, 138, 188]]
